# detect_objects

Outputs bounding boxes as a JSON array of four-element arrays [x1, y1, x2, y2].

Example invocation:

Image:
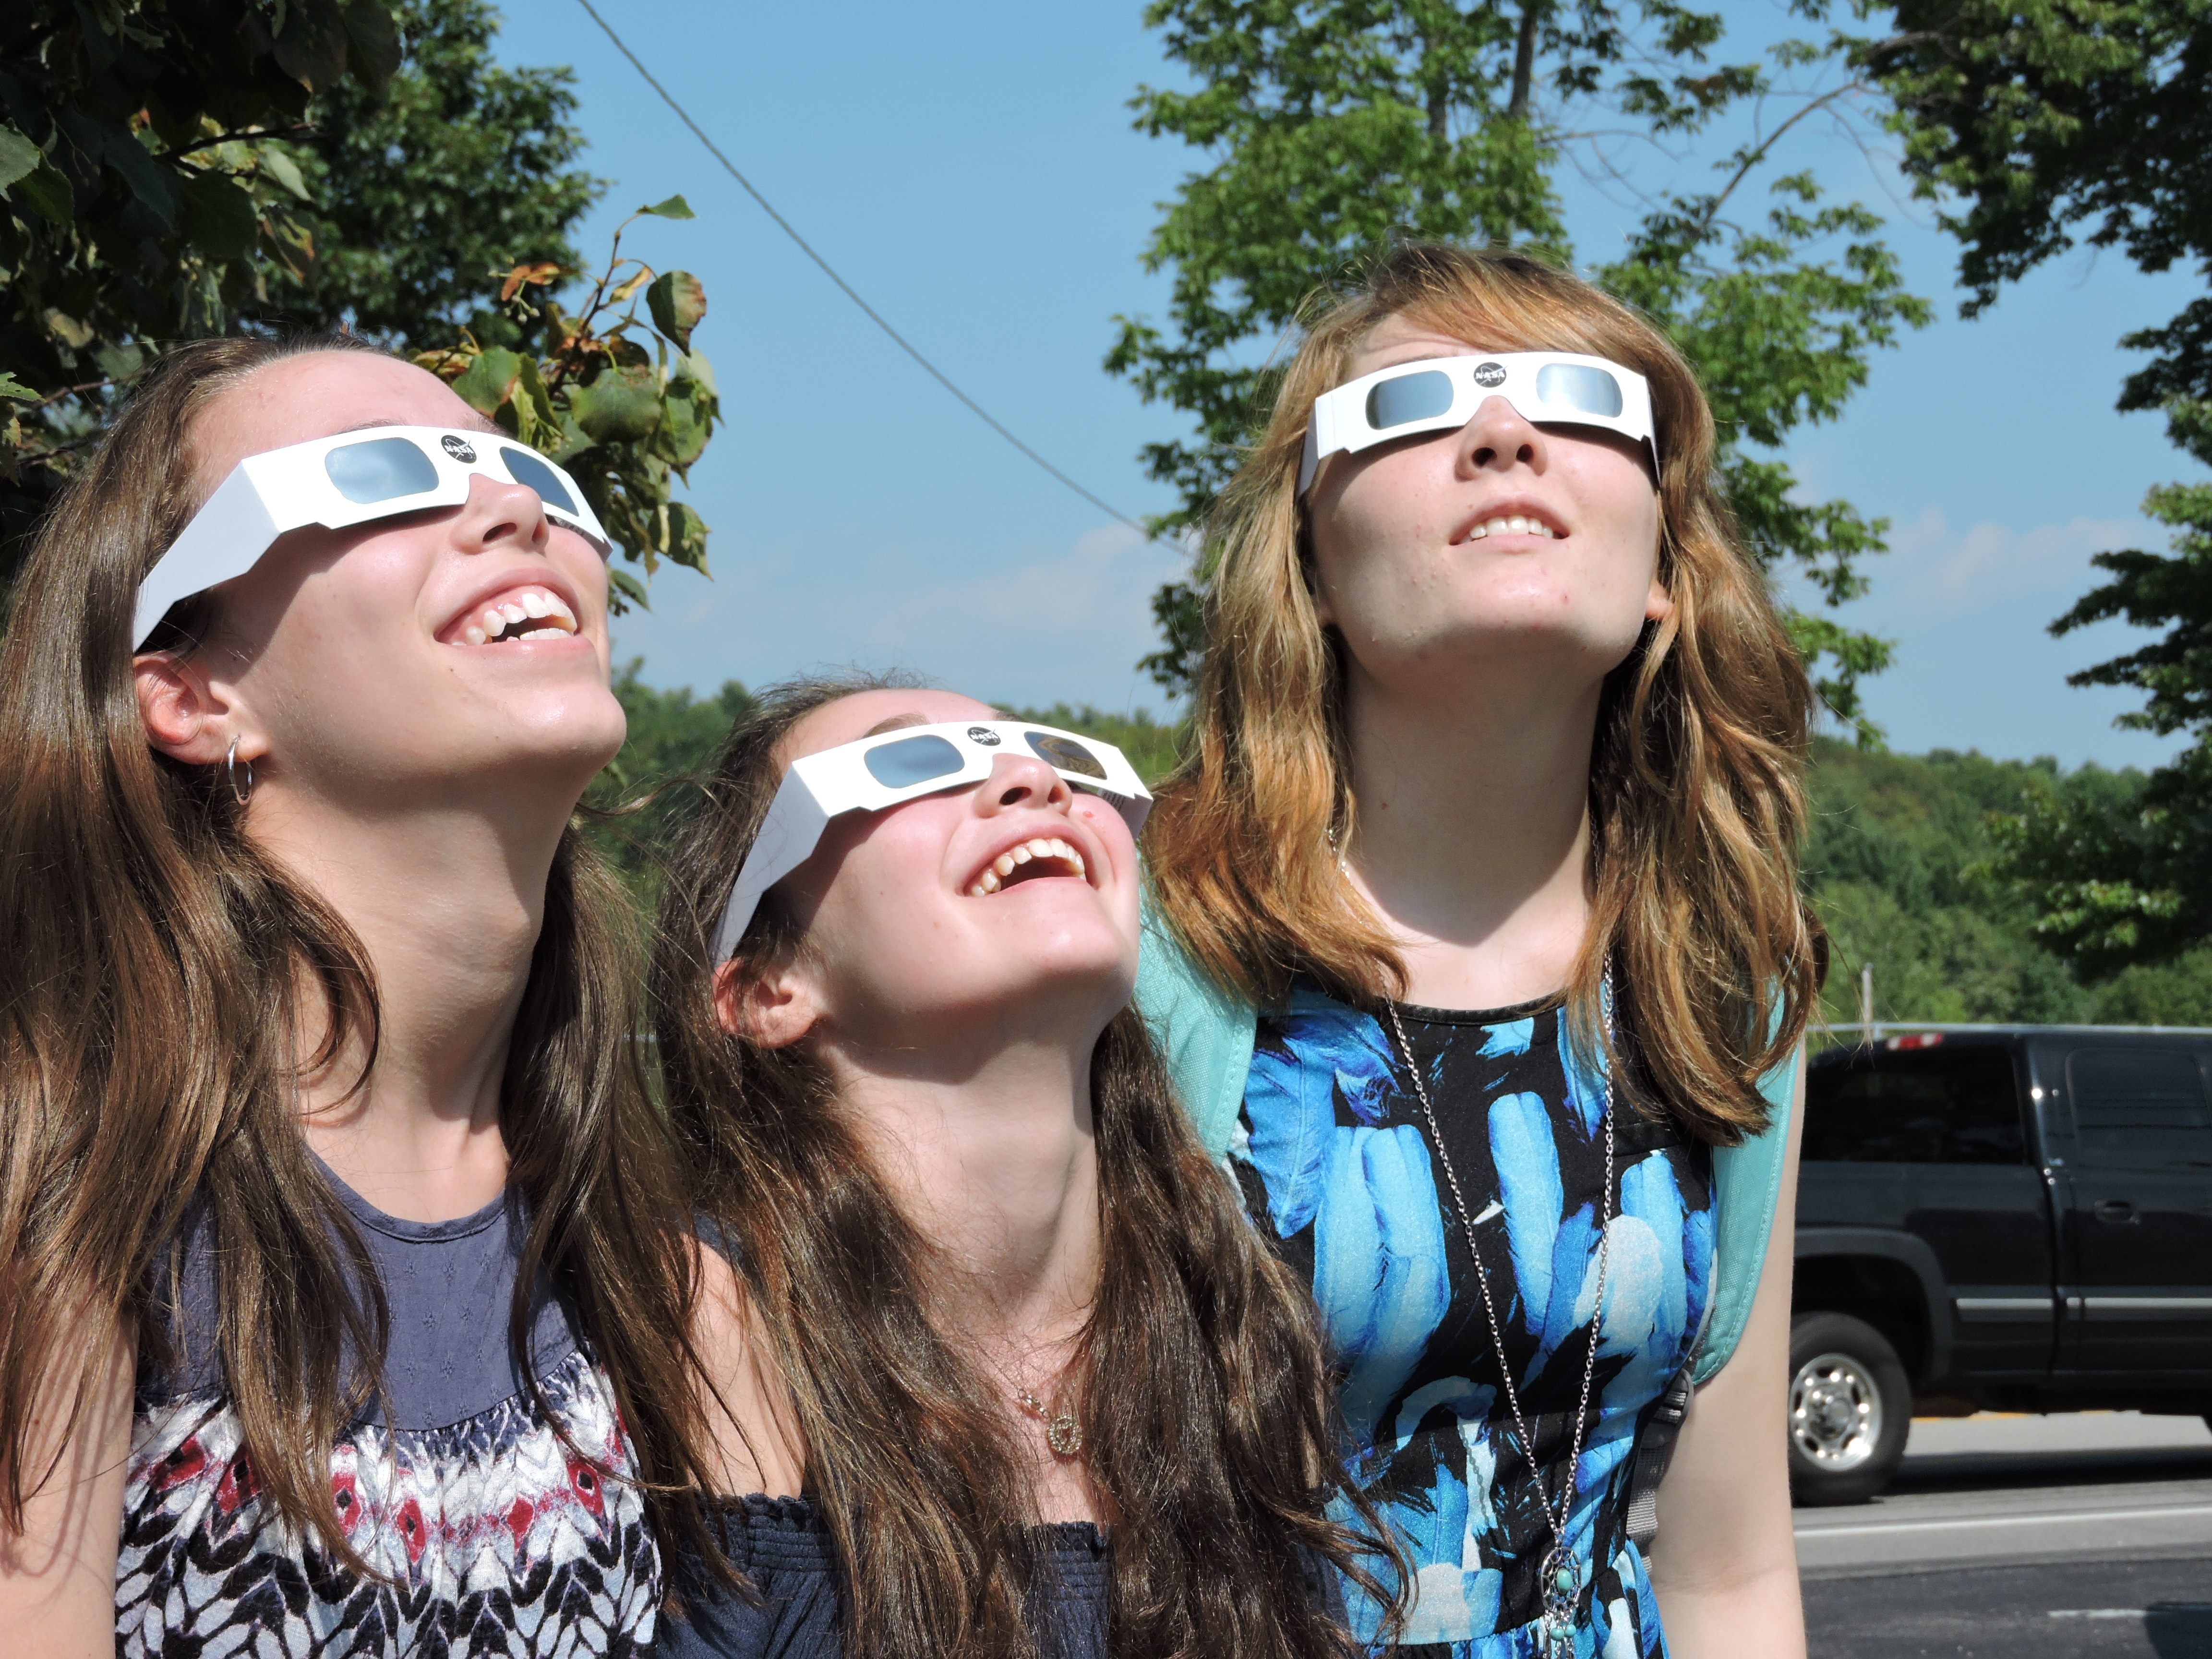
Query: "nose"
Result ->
[[1455, 393, 1549, 477], [453, 470, 553, 555], [976, 751, 1072, 817]]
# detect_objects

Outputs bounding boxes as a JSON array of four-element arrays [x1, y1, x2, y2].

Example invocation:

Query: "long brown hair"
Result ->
[[0, 335, 718, 1570], [650, 674, 1396, 1659], [1147, 241, 1819, 1142]]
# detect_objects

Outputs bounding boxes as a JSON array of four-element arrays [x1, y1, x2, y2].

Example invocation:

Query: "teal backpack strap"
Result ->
[[1624, 1045, 1802, 1547], [1133, 888, 1259, 1158], [1691, 1046, 1802, 1384]]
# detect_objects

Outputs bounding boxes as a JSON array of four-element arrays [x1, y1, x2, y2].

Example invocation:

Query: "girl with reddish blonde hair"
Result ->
[[1139, 241, 1819, 1658]]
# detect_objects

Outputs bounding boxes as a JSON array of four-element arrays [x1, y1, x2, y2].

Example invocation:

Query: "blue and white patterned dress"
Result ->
[[1228, 983, 1714, 1657]]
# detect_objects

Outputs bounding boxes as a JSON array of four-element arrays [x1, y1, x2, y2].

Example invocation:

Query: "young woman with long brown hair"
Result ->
[[648, 678, 1395, 1659], [0, 337, 720, 1654], [1136, 241, 1820, 1657]]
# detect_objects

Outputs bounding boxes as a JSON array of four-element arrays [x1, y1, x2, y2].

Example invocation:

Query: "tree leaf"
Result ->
[[273, 0, 353, 93], [567, 363, 661, 443], [339, 0, 403, 100], [662, 499, 710, 575], [0, 372, 36, 402], [638, 194, 694, 220], [181, 171, 259, 258], [257, 146, 312, 201], [647, 269, 706, 351], [500, 261, 564, 303], [656, 382, 711, 469], [450, 346, 523, 415], [0, 126, 40, 193], [103, 132, 180, 230], [43, 310, 94, 350], [13, 161, 73, 224]]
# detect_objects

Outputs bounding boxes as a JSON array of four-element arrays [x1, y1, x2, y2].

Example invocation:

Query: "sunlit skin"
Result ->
[[1302, 315, 1807, 1657], [703, 688, 1137, 1522]]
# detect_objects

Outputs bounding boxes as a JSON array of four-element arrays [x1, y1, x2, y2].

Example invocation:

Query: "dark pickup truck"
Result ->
[[1788, 1024, 2212, 1503]]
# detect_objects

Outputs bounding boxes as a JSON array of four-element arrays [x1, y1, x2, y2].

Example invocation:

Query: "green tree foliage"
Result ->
[[0, 0, 711, 613], [1108, 0, 1931, 733], [1806, 736, 2212, 1024], [1865, 1, 2212, 971], [1, 0, 399, 577], [584, 661, 756, 908], [414, 196, 720, 606], [258, 0, 601, 357]]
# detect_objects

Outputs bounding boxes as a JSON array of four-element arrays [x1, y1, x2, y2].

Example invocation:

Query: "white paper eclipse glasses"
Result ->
[[1298, 351, 1657, 496], [134, 425, 611, 649], [713, 720, 1153, 961]]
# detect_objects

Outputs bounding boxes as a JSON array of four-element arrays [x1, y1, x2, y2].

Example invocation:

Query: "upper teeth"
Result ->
[[459, 587, 578, 645], [968, 837, 1088, 897], [1466, 516, 1557, 541]]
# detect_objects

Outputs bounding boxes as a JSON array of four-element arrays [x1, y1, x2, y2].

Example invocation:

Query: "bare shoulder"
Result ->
[[688, 1238, 807, 1501]]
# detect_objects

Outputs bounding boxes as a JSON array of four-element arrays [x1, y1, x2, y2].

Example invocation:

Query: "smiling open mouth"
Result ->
[[459, 586, 578, 645], [1464, 513, 1561, 541], [968, 836, 1088, 898]]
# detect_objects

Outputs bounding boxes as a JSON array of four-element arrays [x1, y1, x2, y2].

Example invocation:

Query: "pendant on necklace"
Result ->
[[1018, 1389, 1085, 1459]]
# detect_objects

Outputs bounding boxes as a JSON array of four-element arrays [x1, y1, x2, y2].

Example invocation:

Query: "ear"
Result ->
[[133, 650, 249, 766], [712, 950, 824, 1050], [1645, 571, 1675, 625]]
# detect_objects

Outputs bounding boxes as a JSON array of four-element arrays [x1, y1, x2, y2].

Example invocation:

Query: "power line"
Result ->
[[571, 0, 1166, 546]]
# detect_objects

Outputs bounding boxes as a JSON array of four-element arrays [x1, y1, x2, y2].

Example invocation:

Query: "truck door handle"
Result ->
[[2093, 1199, 2138, 1224]]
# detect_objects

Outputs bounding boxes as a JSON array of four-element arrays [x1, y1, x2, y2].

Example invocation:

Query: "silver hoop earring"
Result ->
[[226, 738, 255, 806]]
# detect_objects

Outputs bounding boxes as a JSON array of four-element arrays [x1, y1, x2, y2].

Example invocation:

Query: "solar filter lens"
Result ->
[[1365, 369, 1456, 432], [1534, 362, 1623, 417], [325, 436, 440, 504], [863, 733, 966, 788]]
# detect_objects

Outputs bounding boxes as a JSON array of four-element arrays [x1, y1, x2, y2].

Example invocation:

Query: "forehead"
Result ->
[[786, 687, 998, 761], [194, 352, 497, 489], [1349, 313, 1509, 376]]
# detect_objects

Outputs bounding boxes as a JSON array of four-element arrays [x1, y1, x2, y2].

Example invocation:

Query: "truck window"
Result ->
[[2066, 1047, 2212, 1169], [1804, 1046, 2025, 1164]]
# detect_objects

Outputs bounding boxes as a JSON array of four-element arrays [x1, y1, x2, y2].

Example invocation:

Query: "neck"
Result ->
[[1342, 651, 1602, 1010], [251, 779, 574, 1224], [831, 1020, 1101, 1356], [823, 1011, 1105, 1519]]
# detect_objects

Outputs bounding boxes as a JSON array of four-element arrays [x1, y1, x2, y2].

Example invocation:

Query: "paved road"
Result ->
[[1799, 1412, 2212, 1658]]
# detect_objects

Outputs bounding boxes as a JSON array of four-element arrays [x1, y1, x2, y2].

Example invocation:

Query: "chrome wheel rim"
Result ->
[[1790, 1350, 1883, 1470]]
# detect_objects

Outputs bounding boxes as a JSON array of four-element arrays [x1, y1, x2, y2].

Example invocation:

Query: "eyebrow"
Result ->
[[334, 412, 504, 438], [863, 712, 929, 736]]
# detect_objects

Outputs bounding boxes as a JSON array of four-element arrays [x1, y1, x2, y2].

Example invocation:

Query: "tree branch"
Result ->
[[1508, 0, 1543, 123]]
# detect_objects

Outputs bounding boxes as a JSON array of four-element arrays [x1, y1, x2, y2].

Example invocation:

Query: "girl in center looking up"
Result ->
[[648, 678, 1396, 1659]]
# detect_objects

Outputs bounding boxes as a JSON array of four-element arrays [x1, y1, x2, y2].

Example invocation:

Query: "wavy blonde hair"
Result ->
[[1145, 241, 1819, 1142]]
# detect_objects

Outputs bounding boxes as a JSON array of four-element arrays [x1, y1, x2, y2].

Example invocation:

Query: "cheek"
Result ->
[[554, 537, 613, 625]]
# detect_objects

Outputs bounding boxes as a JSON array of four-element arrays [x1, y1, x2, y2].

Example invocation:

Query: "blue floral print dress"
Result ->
[[1228, 983, 1714, 1657]]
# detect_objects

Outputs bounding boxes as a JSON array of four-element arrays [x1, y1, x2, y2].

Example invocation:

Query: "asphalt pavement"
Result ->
[[1798, 1411, 2212, 1658]]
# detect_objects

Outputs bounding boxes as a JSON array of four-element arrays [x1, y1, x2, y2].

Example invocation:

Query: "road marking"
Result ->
[[2050, 1610, 2142, 1620], [1797, 1502, 2212, 1538]]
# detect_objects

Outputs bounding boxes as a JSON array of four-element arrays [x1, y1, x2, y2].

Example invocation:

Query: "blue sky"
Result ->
[[504, 0, 2202, 770]]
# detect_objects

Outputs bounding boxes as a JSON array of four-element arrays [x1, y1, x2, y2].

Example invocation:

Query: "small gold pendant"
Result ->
[[1044, 1414, 1084, 1458]]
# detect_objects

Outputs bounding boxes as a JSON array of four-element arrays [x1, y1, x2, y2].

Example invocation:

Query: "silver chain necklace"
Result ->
[[1384, 985, 1616, 1658]]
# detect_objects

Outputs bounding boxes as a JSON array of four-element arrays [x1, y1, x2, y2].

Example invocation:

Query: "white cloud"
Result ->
[[1877, 507, 2150, 618]]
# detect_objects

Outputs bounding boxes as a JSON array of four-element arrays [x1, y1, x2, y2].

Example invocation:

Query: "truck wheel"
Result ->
[[1788, 1312, 1911, 1506]]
